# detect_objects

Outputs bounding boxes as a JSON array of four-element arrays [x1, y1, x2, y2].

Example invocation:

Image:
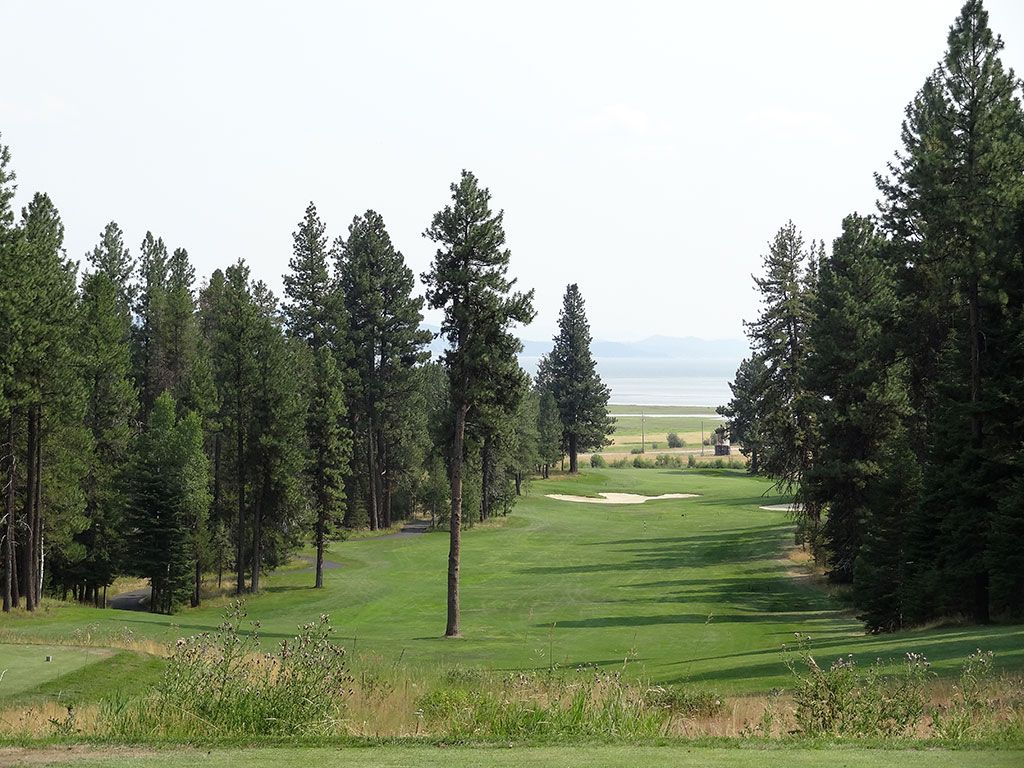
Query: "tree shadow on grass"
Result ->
[[522, 526, 790, 576], [535, 610, 838, 629]]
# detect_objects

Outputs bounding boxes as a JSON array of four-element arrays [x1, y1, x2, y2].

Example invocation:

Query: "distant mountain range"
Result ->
[[424, 326, 749, 363]]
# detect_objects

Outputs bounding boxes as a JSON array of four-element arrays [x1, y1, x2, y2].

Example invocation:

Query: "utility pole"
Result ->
[[641, 409, 645, 453]]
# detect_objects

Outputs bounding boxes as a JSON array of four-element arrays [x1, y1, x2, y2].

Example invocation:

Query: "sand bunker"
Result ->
[[759, 503, 800, 512], [547, 492, 698, 505]]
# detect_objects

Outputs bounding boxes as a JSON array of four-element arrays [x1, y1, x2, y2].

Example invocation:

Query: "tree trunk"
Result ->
[[968, 278, 990, 623], [3, 416, 15, 612], [314, 505, 325, 589], [192, 558, 201, 608], [33, 415, 43, 605], [480, 439, 491, 523], [515, 471, 522, 496], [445, 403, 467, 638], [251, 467, 266, 594], [367, 427, 378, 531], [236, 421, 246, 595], [568, 433, 578, 474], [22, 408, 37, 611]]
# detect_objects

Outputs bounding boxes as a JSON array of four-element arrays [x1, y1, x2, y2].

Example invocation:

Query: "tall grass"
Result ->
[[103, 601, 352, 739]]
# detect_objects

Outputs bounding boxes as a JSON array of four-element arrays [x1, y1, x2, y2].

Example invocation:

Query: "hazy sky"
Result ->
[[3, 1, 1023, 342]]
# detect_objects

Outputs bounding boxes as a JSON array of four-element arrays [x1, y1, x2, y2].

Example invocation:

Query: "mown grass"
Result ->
[[4, 744, 1023, 767], [1, 468, 1022, 700]]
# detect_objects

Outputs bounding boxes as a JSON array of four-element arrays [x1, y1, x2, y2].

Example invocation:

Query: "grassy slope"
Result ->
[[1, 468, 1022, 696], [12, 745, 1023, 768], [0, 646, 111, 698]]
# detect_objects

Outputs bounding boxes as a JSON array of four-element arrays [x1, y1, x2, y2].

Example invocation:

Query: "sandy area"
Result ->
[[759, 503, 799, 512], [546, 492, 699, 505]]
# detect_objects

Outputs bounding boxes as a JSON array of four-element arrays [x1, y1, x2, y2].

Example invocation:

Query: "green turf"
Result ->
[[0, 645, 112, 699], [11, 745, 1022, 767], [1, 468, 1021, 695]]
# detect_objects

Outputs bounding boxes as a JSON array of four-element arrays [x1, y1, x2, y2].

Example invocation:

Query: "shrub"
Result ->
[[667, 433, 684, 448], [590, 454, 607, 468], [787, 636, 929, 738], [654, 454, 683, 469], [632, 456, 655, 469], [933, 649, 996, 743], [687, 455, 697, 468], [651, 442, 659, 449], [629, 447, 644, 455], [105, 601, 352, 738], [610, 457, 630, 468]]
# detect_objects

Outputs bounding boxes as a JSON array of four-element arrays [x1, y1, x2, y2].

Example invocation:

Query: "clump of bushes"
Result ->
[[787, 635, 928, 738], [105, 601, 352, 738], [667, 433, 684, 448], [610, 457, 630, 468], [629, 447, 645, 455], [632, 456, 655, 468], [654, 454, 684, 468], [687, 455, 697, 467], [590, 454, 607, 468]]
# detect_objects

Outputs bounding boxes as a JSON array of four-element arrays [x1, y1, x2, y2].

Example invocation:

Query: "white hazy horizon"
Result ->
[[3, 1, 1023, 343]]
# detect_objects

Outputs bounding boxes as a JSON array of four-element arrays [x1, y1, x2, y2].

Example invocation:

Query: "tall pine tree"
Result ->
[[423, 170, 534, 637]]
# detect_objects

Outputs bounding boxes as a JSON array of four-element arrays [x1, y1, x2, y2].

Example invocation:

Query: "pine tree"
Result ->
[[877, 0, 1024, 622], [87, 222, 136, 315], [13, 193, 87, 610], [164, 247, 214, 415], [718, 356, 766, 474], [744, 222, 822, 549], [135, 232, 170, 416], [304, 347, 350, 587], [540, 284, 613, 474], [206, 262, 259, 594], [337, 210, 431, 530], [127, 393, 208, 614], [535, 388, 562, 478], [803, 214, 913, 586], [247, 286, 306, 593], [0, 134, 20, 612], [73, 264, 138, 604], [283, 202, 337, 352], [422, 170, 535, 637]]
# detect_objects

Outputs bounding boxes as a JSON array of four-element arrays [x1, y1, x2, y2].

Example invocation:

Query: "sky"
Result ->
[[3, 1, 1023, 343]]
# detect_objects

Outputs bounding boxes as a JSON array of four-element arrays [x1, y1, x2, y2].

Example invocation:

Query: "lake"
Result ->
[[520, 356, 738, 408]]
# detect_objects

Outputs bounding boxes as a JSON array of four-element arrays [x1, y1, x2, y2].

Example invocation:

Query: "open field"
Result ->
[[2, 467, 1022, 707], [3, 745, 1022, 768]]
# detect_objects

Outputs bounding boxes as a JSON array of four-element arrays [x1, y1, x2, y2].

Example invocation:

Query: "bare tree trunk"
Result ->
[[236, 419, 246, 595], [22, 408, 37, 611], [480, 439, 490, 523], [314, 504, 325, 589], [33, 416, 43, 605], [568, 433, 578, 474], [3, 416, 15, 612], [366, 426, 378, 531], [192, 558, 201, 607], [251, 467, 266, 594], [445, 403, 467, 638], [968, 279, 990, 623]]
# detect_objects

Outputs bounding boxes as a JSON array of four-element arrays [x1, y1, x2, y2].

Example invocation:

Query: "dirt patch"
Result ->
[[546, 492, 698, 505]]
